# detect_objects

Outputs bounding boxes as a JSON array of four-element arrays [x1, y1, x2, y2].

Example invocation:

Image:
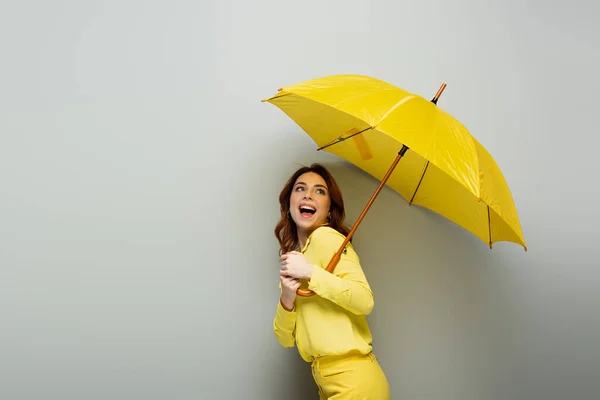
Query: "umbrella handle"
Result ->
[[297, 145, 408, 297]]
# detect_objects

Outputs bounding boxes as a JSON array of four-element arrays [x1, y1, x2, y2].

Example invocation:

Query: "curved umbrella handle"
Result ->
[[296, 246, 345, 297]]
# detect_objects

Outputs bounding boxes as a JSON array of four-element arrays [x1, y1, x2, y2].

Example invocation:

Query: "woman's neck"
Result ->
[[297, 233, 307, 251], [297, 223, 329, 251], [297, 228, 311, 251]]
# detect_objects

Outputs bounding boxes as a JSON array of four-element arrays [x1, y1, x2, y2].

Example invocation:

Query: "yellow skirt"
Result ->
[[311, 352, 390, 399]]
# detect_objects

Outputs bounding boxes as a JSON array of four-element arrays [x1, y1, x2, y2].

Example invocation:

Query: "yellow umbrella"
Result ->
[[262, 74, 526, 297]]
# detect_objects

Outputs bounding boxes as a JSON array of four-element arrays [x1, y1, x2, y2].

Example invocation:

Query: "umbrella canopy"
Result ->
[[263, 74, 526, 296]]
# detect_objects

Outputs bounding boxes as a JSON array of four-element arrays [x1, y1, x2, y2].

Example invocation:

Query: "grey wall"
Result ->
[[1, 1, 598, 399]]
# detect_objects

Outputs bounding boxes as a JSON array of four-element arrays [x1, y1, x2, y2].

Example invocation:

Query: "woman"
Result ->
[[272, 163, 390, 399]]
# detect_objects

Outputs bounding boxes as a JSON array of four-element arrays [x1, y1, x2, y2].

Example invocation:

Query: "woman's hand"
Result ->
[[280, 251, 315, 281], [280, 275, 300, 311]]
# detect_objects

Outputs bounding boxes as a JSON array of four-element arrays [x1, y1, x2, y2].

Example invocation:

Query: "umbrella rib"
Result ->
[[317, 126, 372, 151], [487, 205, 492, 249], [261, 92, 292, 102], [409, 161, 430, 205], [376, 95, 417, 124]]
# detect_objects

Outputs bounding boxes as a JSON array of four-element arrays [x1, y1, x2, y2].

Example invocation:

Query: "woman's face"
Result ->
[[289, 172, 331, 236]]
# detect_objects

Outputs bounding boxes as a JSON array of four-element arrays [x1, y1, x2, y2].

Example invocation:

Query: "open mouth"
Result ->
[[299, 205, 316, 218]]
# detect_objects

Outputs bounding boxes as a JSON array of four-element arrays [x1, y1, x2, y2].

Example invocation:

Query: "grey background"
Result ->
[[1, 0, 598, 399]]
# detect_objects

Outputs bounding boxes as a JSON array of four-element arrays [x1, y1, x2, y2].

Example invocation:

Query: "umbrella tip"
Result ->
[[431, 82, 447, 104]]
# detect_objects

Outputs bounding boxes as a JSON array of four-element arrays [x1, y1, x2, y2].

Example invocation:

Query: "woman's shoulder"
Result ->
[[310, 225, 352, 248], [310, 226, 359, 259], [312, 225, 346, 240]]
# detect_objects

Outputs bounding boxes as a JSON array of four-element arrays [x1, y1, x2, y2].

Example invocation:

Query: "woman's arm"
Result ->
[[272, 283, 297, 348], [308, 227, 375, 316]]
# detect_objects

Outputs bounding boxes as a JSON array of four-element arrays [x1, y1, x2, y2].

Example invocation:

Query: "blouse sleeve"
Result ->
[[307, 227, 374, 315], [272, 283, 297, 348]]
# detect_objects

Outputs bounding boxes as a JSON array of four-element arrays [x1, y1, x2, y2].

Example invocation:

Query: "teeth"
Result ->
[[300, 205, 316, 212]]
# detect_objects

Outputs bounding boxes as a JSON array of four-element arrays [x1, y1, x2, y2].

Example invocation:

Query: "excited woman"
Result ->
[[272, 163, 390, 399]]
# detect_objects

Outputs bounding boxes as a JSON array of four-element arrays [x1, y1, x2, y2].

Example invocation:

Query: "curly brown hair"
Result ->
[[274, 163, 350, 254]]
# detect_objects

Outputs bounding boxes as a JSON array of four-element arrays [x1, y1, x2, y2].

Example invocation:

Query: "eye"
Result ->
[[316, 188, 326, 195]]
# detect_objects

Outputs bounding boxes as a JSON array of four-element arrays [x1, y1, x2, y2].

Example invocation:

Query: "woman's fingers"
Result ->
[[281, 274, 299, 284]]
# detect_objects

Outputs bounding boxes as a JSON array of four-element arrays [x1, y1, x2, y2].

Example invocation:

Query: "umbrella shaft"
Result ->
[[297, 145, 409, 297], [334, 145, 408, 265]]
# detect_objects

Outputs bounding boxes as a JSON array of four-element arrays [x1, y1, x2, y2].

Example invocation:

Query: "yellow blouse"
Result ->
[[273, 226, 374, 362]]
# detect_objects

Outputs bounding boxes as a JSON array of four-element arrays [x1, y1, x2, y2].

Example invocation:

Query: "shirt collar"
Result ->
[[299, 223, 329, 253]]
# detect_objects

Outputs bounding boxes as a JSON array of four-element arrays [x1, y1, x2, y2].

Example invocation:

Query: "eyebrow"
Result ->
[[295, 182, 328, 189]]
